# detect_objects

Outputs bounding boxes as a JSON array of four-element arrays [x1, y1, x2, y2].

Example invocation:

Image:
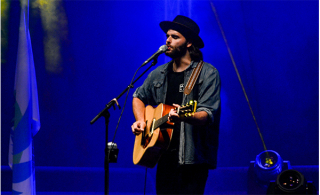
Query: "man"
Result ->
[[131, 15, 221, 194]]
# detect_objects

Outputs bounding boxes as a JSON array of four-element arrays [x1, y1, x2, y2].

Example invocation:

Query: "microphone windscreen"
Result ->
[[159, 45, 168, 52]]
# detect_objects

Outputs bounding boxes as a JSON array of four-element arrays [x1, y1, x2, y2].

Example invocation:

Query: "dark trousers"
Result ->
[[156, 150, 209, 195]]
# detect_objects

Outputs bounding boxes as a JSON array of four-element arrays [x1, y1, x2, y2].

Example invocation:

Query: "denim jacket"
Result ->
[[133, 60, 221, 169]]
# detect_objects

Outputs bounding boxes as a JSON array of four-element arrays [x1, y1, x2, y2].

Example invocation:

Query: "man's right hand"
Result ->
[[131, 120, 146, 135]]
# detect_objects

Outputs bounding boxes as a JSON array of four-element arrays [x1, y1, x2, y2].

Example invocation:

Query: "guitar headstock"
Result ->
[[177, 100, 197, 118]]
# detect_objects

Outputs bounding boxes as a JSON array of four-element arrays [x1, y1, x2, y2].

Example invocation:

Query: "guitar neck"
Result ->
[[154, 113, 169, 130], [152, 101, 196, 130]]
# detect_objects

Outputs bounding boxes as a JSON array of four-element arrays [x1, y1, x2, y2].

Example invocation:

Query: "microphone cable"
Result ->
[[108, 62, 144, 159], [109, 45, 167, 147], [108, 61, 150, 195], [108, 46, 166, 194], [144, 167, 148, 195]]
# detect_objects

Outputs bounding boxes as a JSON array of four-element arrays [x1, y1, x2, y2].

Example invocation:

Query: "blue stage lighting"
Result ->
[[267, 169, 317, 194], [254, 150, 283, 184]]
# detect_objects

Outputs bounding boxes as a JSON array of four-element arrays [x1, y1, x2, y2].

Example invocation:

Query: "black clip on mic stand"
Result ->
[[90, 58, 159, 195]]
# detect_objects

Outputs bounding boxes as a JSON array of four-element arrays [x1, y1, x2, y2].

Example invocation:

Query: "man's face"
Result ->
[[165, 29, 191, 59]]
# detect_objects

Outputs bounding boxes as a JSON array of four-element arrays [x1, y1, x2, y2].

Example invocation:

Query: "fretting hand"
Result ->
[[168, 104, 182, 123]]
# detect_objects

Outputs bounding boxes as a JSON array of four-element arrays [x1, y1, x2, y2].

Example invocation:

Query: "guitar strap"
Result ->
[[184, 61, 204, 95]]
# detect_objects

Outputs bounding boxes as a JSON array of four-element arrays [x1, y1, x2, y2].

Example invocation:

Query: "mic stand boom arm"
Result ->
[[90, 58, 159, 195]]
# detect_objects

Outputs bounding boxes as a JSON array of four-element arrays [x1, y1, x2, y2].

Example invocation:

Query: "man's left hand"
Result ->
[[168, 103, 181, 123]]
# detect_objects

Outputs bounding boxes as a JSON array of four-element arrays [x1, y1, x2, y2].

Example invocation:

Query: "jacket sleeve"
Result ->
[[132, 71, 155, 105], [196, 65, 221, 125]]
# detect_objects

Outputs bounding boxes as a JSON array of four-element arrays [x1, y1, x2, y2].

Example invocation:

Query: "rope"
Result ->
[[210, 2, 268, 153]]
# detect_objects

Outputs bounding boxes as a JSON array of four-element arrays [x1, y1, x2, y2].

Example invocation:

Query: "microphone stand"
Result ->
[[90, 58, 159, 195]]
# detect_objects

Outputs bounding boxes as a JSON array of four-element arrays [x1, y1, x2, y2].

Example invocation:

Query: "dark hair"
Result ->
[[188, 44, 203, 61]]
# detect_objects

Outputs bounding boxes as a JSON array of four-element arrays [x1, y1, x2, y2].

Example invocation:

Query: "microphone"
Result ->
[[142, 45, 168, 66]]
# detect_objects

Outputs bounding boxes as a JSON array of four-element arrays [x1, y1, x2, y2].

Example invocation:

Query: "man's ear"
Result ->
[[187, 41, 193, 48]]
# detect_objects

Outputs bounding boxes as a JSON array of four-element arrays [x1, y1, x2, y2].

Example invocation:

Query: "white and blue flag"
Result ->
[[9, 0, 40, 194]]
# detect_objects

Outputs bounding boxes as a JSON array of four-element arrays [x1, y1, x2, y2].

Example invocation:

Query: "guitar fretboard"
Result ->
[[152, 102, 196, 130], [153, 113, 169, 130]]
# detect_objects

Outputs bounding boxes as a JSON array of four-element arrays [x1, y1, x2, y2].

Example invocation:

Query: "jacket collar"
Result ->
[[160, 60, 198, 73]]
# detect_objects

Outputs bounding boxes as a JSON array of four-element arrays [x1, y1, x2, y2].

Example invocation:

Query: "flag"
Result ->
[[8, 0, 40, 194]]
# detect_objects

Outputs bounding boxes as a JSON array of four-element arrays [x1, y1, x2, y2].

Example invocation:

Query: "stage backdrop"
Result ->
[[2, 0, 318, 193]]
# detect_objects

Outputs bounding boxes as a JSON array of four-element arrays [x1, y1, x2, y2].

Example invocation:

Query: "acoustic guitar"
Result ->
[[133, 100, 197, 168]]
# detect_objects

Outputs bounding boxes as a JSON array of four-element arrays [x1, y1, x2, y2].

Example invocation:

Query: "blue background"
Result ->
[[2, 0, 318, 193]]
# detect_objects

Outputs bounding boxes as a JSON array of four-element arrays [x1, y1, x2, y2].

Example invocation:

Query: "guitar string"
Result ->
[[153, 104, 192, 131]]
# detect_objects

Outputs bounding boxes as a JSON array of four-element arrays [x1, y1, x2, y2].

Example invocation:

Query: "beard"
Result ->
[[165, 41, 188, 59]]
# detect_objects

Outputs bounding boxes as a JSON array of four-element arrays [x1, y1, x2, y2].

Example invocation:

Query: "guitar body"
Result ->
[[133, 103, 174, 168]]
